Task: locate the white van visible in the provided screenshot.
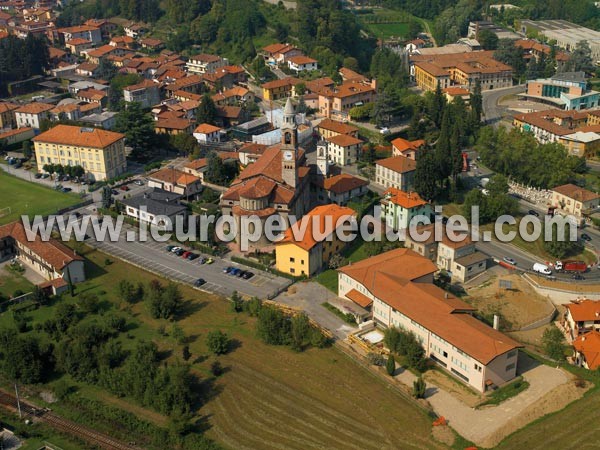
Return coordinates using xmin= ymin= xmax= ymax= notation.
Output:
xmin=533 ymin=263 xmax=552 ymax=275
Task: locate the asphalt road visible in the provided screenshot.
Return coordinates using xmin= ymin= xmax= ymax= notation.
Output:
xmin=482 ymin=84 xmax=525 ymax=125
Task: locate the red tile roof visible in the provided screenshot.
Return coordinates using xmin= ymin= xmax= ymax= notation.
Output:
xmin=566 ymin=299 xmax=600 ymax=322
xmin=317 ymin=118 xmax=358 ymax=135
xmin=383 ymin=188 xmax=428 ymax=209
xmin=573 ymin=331 xmax=600 ymax=370
xmin=322 ymin=173 xmax=368 ymax=194
xmin=0 ymin=222 xmax=83 ymax=271
xmin=194 ymin=123 xmax=221 ymax=134
xmin=553 ymin=184 xmax=600 ymax=203
xmin=345 ymin=288 xmax=373 ymax=308
xmin=278 ymin=204 xmax=356 ymax=251
xmin=326 ymin=134 xmax=363 ymax=147
xmin=376 ymin=155 xmax=417 ymax=173
xmin=16 ymin=102 xmax=54 ymax=114
xmin=33 ymin=124 xmax=124 ymax=148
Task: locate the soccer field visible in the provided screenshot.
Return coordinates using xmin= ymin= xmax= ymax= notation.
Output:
xmin=0 ymin=170 xmax=81 ymax=225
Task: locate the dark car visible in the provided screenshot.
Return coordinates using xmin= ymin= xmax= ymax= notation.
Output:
xmin=230 ymin=268 xmax=241 ymax=276
xmin=41 ymin=173 xmax=50 ymax=179
xmin=236 ymin=270 xmax=246 ymax=278
xmin=187 ymin=253 xmax=199 ymax=260
xmin=61 ymin=187 xmax=72 ymax=193
xmin=199 ymin=257 xmax=207 ymax=264
xmin=528 ymin=209 xmax=540 ymax=217
xmin=62 ymin=175 xmax=70 ymax=182
xmin=581 ymin=233 xmax=592 ymax=242
xmin=194 ymin=278 xmax=206 ymax=287
xmin=120 ymin=185 xmax=130 ymax=191
xmin=572 ymin=273 xmax=585 ymax=280
xmin=223 ymin=266 xmax=233 ymax=273
xmin=111 ymin=189 xmax=119 ymax=195
xmin=174 ymin=248 xmax=185 ymax=256
xmin=13 ymin=161 xmax=22 ymax=169
xmin=34 ymin=173 xmax=42 ymax=179
xmin=166 ymin=245 xmax=175 ymax=252
xmin=242 ymin=271 xmax=254 ymax=280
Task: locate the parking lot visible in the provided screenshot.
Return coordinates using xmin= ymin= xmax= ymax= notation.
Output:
xmin=84 ymin=223 xmax=292 ymax=299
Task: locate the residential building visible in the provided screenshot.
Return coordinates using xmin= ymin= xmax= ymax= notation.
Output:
xmin=14 ymin=102 xmax=53 ymax=129
xmin=443 ymin=87 xmax=471 ymax=105
xmin=65 ymin=37 xmax=91 ymax=55
xmin=49 ymin=103 xmax=81 ymax=121
xmin=318 ymin=78 xmax=377 ymax=122
xmin=186 ymin=53 xmax=228 ymax=75
xmin=315 ymin=173 xmax=369 ymax=206
xmin=33 ymin=125 xmax=126 ymax=181
xmin=380 ymin=188 xmax=433 ymax=231
xmin=275 ymin=204 xmax=356 ymax=276
xmin=315 ymin=118 xmax=359 ymax=140
xmin=123 ymin=79 xmax=161 ymax=108
xmin=391 ymin=137 xmax=425 ymax=159
xmin=124 ymin=23 xmax=147 ymax=39
xmin=202 ymin=65 xmax=247 ymax=90
xmin=287 ymin=55 xmax=318 ymax=72
xmin=262 ymin=43 xmax=303 ymax=65
xmin=518 ymin=20 xmax=600 ymax=63
xmin=58 ymin=24 xmax=102 ymax=45
xmin=564 ymin=299 xmax=600 ymax=339
xmin=0 ymin=127 xmax=35 ymax=146
xmin=220 ymin=99 xmax=311 ymax=249
xmin=121 ymin=188 xmax=187 ymax=226
xmin=411 ymin=51 xmax=513 ymax=92
xmin=85 ymin=44 xmax=125 ymax=64
xmin=75 ymin=88 xmax=107 ymax=106
xmin=238 ymin=142 xmax=268 ymax=165
xmin=0 ymin=102 xmax=18 ymax=129
xmin=139 ymin=38 xmax=164 ymax=51
xmin=0 ymin=221 xmax=85 ymax=283
xmin=573 ymin=330 xmax=600 ymax=370
xmin=325 ymin=133 xmax=363 ymax=166
xmin=436 ymin=232 xmax=488 ymax=282
xmin=375 ymin=155 xmax=416 ymax=190
xmin=109 ymin=35 xmax=136 ymax=49
xmin=524 ymin=72 xmax=600 ymax=111
xmin=154 ymin=118 xmax=194 ymax=135
xmin=262 ymin=77 xmax=301 ymax=101
xmin=513 ymin=109 xmax=600 ymax=158
xmin=193 ymin=123 xmax=222 ymax=144
xmin=80 ymin=111 xmax=118 ymax=130
xmin=467 ymin=20 xmax=520 ymax=40
xmin=68 ymin=81 xmax=108 ymax=95
xmin=551 ymin=183 xmax=600 ymax=221
xmin=514 ymin=39 xmax=570 ymax=72
xmin=183 ymin=152 xmax=238 ymax=181
xmin=212 ymin=86 xmax=254 ymax=107
xmin=147 ymin=167 xmax=202 ymax=197
xmin=338 ymin=248 xmax=522 ymax=392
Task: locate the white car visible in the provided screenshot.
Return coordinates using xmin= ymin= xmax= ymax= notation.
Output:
xmin=170 ymin=246 xmax=182 ymax=253
xmin=533 ymin=263 xmax=552 ymax=275
xmin=379 ymin=127 xmax=391 ymax=135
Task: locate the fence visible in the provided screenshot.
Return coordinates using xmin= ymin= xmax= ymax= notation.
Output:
xmin=0 ymin=291 xmax=34 ymax=313
xmin=262 ymin=299 xmax=334 ymax=340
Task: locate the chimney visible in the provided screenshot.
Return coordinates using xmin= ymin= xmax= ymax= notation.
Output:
xmin=444 ymin=292 xmax=448 ymax=299
xmin=493 ymin=315 xmax=500 ymax=330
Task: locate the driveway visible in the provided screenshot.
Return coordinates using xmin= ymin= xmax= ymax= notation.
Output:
xmin=273 ymin=281 xmax=357 ymax=340
xmin=84 ymin=223 xmax=292 ymax=299
xmin=392 ymin=353 xmax=570 ymax=447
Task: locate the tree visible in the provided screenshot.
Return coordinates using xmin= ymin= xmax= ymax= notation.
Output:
xmin=469 ymin=79 xmax=483 ymax=129
xmin=79 ymin=293 xmax=100 ymax=314
xmin=544 ymin=223 xmax=583 ymax=259
xmin=477 ymin=29 xmax=499 ymax=50
xmin=414 ymin=149 xmax=440 ymax=201
xmin=31 ymin=285 xmax=50 ymax=305
xmin=542 ymin=326 xmax=566 ymax=361
xmin=147 ymin=282 xmax=183 ymax=320
xmin=22 ymin=140 xmax=32 ymax=159
xmin=101 ymin=186 xmax=113 ymax=209
xmin=386 ymin=354 xmax=396 ymax=376
xmin=182 ymin=345 xmax=191 ymax=361
xmin=196 ymin=93 xmax=217 ymax=125
xmin=296 ymin=96 xmax=308 ymax=114
xmin=494 ymin=39 xmax=526 ymax=81
xmin=231 ymin=291 xmax=243 ymax=313
xmin=204 ymin=151 xmax=228 ymax=185
xmin=290 ymin=313 xmax=311 ymax=352
xmin=566 ymin=40 xmax=594 ymax=73
xmin=97 ymin=58 xmax=118 ymax=81
xmin=114 ymin=102 xmax=156 ymax=159
xmin=256 ymin=305 xmax=291 ymax=345
xmin=413 ymin=376 xmax=426 ymax=398
xmin=206 ymin=330 xmax=230 ymax=355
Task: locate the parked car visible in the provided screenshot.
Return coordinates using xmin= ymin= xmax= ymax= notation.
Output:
xmin=242 ymin=271 xmax=254 ymax=280
xmin=13 ymin=161 xmax=22 ymax=169
xmin=174 ymin=248 xmax=185 ymax=256
xmin=187 ymin=253 xmax=199 ymax=260
xmin=61 ymin=187 xmax=72 ymax=193
xmin=230 ymin=268 xmax=241 ymax=276
xmin=503 ymin=257 xmax=517 ymax=265
xmin=120 ymin=185 xmax=130 ymax=191
xmin=379 ymin=127 xmax=390 ymax=135
xmin=133 ymin=179 xmax=144 ymax=186
xmin=41 ymin=173 xmax=50 ymax=179
xmin=581 ymin=233 xmax=592 ymax=242
xmin=34 ymin=173 xmax=42 ymax=179
xmin=181 ymin=251 xmax=192 ymax=259
xmin=194 ymin=278 xmax=206 ymax=287
xmin=199 ymin=257 xmax=207 ymax=264
xmin=223 ymin=266 xmax=233 ymax=273
xmin=528 ymin=209 xmax=540 ymax=217
xmin=236 ymin=270 xmax=246 ymax=278
xmin=166 ymin=245 xmax=176 ymax=252
xmin=206 ymin=258 xmax=214 ymax=264
xmin=572 ymin=273 xmax=585 ymax=280
xmin=170 ymin=246 xmax=182 ymax=253
xmin=111 ymin=189 xmax=119 ymax=195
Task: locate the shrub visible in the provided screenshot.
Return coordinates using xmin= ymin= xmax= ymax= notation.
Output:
xmin=367 ymin=352 xmax=385 ymax=366
xmin=206 ymin=330 xmax=230 ymax=355
xmin=386 ymin=354 xmax=396 ymax=376
xmin=210 ymin=361 xmax=223 ymax=377
xmin=413 ymin=376 xmax=426 ymax=398
xmin=542 ymin=326 xmax=566 ymax=361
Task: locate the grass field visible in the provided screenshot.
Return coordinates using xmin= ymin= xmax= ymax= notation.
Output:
xmin=366 ymin=22 xmax=410 ymax=39
xmin=0 ymin=247 xmax=448 ymax=449
xmin=0 ymin=267 xmax=34 ymax=297
xmin=0 ymin=170 xmax=81 ymax=225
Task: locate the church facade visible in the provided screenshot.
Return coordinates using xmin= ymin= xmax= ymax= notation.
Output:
xmin=220 ymin=99 xmax=312 ymax=249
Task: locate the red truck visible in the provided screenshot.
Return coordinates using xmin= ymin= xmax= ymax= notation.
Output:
xmin=555 ymin=260 xmax=587 ymax=273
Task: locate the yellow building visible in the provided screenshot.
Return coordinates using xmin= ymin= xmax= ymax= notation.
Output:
xmin=261 ymin=77 xmax=301 ymax=101
xmin=275 ymin=204 xmax=356 ymax=277
xmin=33 ymin=125 xmax=126 ymax=181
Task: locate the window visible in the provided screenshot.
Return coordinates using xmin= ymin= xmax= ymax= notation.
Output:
xmin=290 ymin=268 xmax=295 ymax=274
xmin=506 ymin=363 xmax=515 ymax=371
xmin=290 ymin=257 xmax=295 ymax=263
xmin=507 ymin=350 xmax=517 ymax=359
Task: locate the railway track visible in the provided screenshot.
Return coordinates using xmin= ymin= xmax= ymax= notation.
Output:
xmin=0 ymin=390 xmax=142 ymax=450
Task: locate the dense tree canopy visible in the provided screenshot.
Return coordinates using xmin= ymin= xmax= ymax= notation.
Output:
xmin=0 ymin=35 xmax=49 ymax=96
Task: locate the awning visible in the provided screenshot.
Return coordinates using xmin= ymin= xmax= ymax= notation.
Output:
xmin=345 ymin=288 xmax=373 ymax=308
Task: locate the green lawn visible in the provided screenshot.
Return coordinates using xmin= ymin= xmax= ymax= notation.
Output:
xmin=0 ymin=267 xmax=34 ymax=298
xmin=477 ymin=376 xmax=529 ymax=408
xmin=0 ymin=170 xmax=81 ymax=225
xmin=366 ymin=22 xmax=410 ymax=39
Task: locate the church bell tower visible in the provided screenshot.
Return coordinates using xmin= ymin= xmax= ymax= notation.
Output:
xmin=281 ymin=97 xmax=298 ymax=188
